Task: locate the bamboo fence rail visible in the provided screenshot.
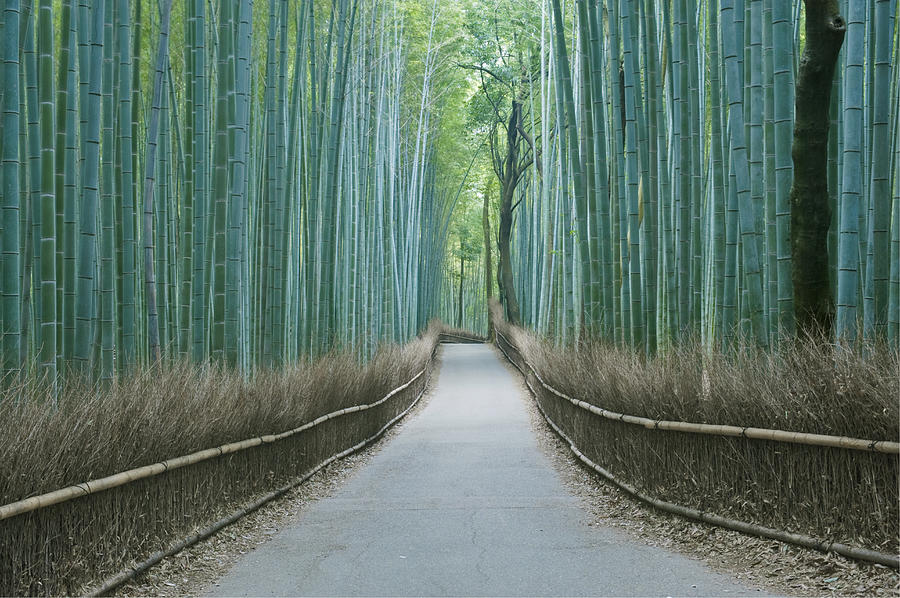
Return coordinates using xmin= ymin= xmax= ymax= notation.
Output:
xmin=0 ymin=353 xmax=433 ymax=523
xmin=496 ymin=331 xmax=900 ymax=569
xmin=85 ymin=371 xmax=433 ymax=597
xmin=438 ymin=332 xmax=485 ymax=344
xmin=1 ymin=342 xmax=440 ymax=595
xmin=495 ymin=331 xmax=899 ymax=455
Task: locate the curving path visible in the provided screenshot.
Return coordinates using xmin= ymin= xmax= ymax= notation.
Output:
xmin=208 ymin=344 xmax=760 ymax=597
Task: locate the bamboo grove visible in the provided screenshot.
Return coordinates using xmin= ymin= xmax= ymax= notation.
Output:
xmin=442 ymin=0 xmax=899 ymax=353
xmin=0 ymin=0 xmax=468 ymax=388
xmin=1 ymin=0 xmax=898 ymax=391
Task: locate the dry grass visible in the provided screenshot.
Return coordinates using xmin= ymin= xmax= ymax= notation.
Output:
xmin=494 ymin=308 xmax=899 ymax=557
xmin=0 ymin=324 xmax=439 ymax=596
xmin=519 ymin=332 xmax=897 ymax=440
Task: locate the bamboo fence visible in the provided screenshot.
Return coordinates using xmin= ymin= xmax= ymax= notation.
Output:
xmin=495 ymin=329 xmax=899 ymax=568
xmin=0 ymin=366 xmax=428 ymax=522
xmin=438 ymin=332 xmax=486 ymax=344
xmin=86 ymin=367 xmax=433 ymax=597
xmin=1 ymin=343 xmax=439 ymax=595
xmin=495 ymin=331 xmax=898 ymax=455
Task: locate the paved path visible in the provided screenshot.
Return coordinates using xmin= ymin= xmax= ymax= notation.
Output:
xmin=209 ymin=344 xmax=759 ymax=597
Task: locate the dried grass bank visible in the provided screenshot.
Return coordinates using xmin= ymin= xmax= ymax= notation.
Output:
xmin=0 ymin=325 xmax=441 ymax=596
xmin=494 ymin=313 xmax=899 ymax=561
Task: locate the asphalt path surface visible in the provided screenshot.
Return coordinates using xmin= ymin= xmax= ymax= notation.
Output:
xmin=209 ymin=343 xmax=759 ymax=597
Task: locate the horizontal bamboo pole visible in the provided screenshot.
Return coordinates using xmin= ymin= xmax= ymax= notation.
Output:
xmin=495 ymin=331 xmax=900 ymax=455
xmin=438 ymin=332 xmax=485 ymax=344
xmin=0 ymin=358 xmax=432 ymax=522
xmin=86 ymin=375 xmax=433 ymax=597
xmin=496 ymin=336 xmax=900 ymax=570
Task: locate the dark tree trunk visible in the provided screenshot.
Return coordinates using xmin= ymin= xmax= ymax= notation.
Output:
xmin=497 ymin=101 xmax=523 ymax=326
xmin=483 ymin=189 xmax=495 ymax=339
xmin=498 ymin=191 xmax=520 ymax=325
xmin=790 ymin=0 xmax=845 ymax=338
xmin=457 ymin=254 xmax=464 ymax=328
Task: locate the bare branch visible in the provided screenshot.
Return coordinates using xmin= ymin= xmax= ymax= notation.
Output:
xmin=456 ymin=62 xmax=513 ymax=91
xmin=516 ymin=120 xmax=541 ymax=173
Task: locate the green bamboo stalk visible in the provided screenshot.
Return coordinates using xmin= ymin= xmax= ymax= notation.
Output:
xmin=190 ymin=0 xmax=207 ymax=362
xmin=772 ymin=0 xmax=794 ymax=336
xmin=99 ymin=0 xmax=116 ymax=380
xmin=156 ymin=77 xmax=170 ymax=354
xmin=73 ymin=0 xmax=104 ymax=372
xmin=23 ymin=0 xmax=41 ymax=366
xmin=209 ymin=0 xmax=233 ymax=361
xmin=708 ymin=0 xmax=727 ymax=344
xmin=888 ymin=157 xmax=898 ymax=343
xmin=640 ymin=0 xmax=659 ymax=353
xmin=865 ymin=0 xmax=892 ymax=337
xmin=721 ymin=0 xmax=768 ymax=347
xmin=37 ymin=0 xmax=57 ymax=389
xmin=225 ymin=0 xmax=251 ymax=368
xmin=54 ymin=0 xmax=72 ymax=367
xmin=620 ymin=0 xmax=643 ymax=349
xmin=117 ymin=0 xmax=136 ymax=368
xmin=1 ymin=0 xmax=21 ymax=378
xmin=686 ymin=0 xmax=702 ymax=334
xmin=140 ymin=0 xmax=173 ymax=366
xmin=61 ymin=6 xmax=78 ymax=366
xmin=748 ymin=0 xmax=766 ymax=338
xmin=762 ymin=0 xmax=777 ymax=342
xmin=673 ymin=0 xmax=691 ymax=338
xmin=179 ymin=0 xmax=195 ymax=358
xmin=836 ymin=0 xmax=864 ymax=343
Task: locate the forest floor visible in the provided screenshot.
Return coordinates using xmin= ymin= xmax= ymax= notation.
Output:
xmin=113 ymin=344 xmax=898 ymax=597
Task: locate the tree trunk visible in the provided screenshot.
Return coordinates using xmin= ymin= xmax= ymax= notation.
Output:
xmin=457 ymin=254 xmax=464 ymax=328
xmin=483 ymin=188 xmax=495 ymax=339
xmin=790 ymin=0 xmax=845 ymax=338
xmin=498 ymin=102 xmax=523 ymax=325
xmin=498 ymin=194 xmax=521 ymax=325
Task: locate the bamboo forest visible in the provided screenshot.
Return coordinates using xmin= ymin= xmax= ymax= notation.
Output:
xmin=0 ymin=0 xmax=899 ymax=594
xmin=0 ymin=0 xmax=898 ymax=383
